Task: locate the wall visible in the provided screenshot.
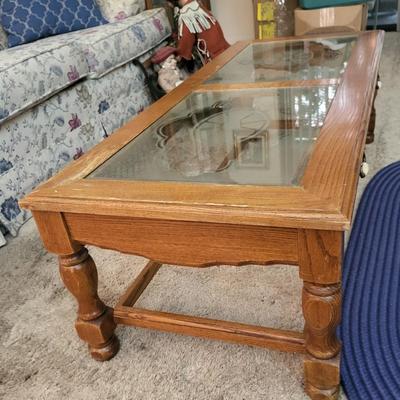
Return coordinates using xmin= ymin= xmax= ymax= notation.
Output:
xmin=210 ymin=0 xmax=255 ymax=43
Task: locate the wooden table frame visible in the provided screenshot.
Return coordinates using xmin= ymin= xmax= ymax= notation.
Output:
xmin=21 ymin=31 xmax=384 ymax=400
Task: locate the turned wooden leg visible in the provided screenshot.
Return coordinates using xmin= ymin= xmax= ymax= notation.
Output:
xmin=59 ymin=247 xmax=119 ymax=361
xmin=302 ymin=283 xmax=341 ymax=400
xmin=298 ymin=229 xmax=343 ymax=400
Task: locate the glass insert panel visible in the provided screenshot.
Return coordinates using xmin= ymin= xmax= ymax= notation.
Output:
xmin=207 ymin=36 xmax=356 ymax=84
xmin=89 ymin=86 xmax=337 ymax=186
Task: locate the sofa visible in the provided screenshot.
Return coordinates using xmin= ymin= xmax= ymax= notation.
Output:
xmin=0 ymin=5 xmax=172 ymax=246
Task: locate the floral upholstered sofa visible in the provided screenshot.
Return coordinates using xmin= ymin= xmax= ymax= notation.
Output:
xmin=0 ymin=4 xmax=171 ymax=246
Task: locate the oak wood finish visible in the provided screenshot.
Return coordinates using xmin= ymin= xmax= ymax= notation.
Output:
xmin=302 ymin=33 xmax=384 ymax=226
xmin=114 ymin=306 xmax=306 ymax=353
xmin=22 ymin=181 xmax=345 ymax=230
xmin=20 ymin=32 xmax=383 ymax=233
xmin=299 ymin=230 xmax=343 ymax=399
xmin=63 ymin=213 xmax=299 ymax=267
xmin=31 ymin=211 xmax=81 ymax=255
xmin=59 ymin=247 xmax=119 ymax=361
xmin=303 ymin=283 xmax=341 ymax=360
xmin=298 ymin=230 xmax=343 ymax=285
xmin=115 ymin=261 xmax=304 ymax=353
xmin=116 ymin=261 xmax=305 ymax=353
xmin=195 ymin=79 xmax=339 ymax=92
xmin=304 ymin=356 xmax=341 ymax=400
xmin=117 ymin=261 xmax=162 ymax=307
xmin=20 ymin=32 xmax=384 ymax=400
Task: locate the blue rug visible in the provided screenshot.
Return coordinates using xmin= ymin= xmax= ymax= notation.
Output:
xmin=339 ymin=161 xmax=400 ymax=400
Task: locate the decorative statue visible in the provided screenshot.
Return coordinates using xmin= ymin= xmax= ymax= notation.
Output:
xmin=158 ymin=54 xmax=185 ymax=93
xmin=174 ymin=0 xmax=230 ymax=63
xmin=151 ymin=46 xmax=185 ymax=93
xmin=151 ymin=0 xmax=230 ymax=94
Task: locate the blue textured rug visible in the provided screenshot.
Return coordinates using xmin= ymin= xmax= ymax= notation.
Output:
xmin=339 ymin=161 xmax=400 ymax=400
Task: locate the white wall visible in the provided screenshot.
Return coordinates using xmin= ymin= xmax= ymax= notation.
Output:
xmin=210 ymin=0 xmax=255 ymax=44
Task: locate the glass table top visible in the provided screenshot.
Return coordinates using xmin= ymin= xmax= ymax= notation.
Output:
xmin=89 ymin=85 xmax=337 ymax=186
xmin=88 ymin=36 xmax=356 ymax=187
xmin=206 ymin=36 xmax=357 ymax=84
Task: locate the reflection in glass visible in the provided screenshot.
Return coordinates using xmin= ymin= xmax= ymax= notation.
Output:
xmin=89 ymin=86 xmax=337 ymax=186
xmin=207 ymin=36 xmax=356 ymax=84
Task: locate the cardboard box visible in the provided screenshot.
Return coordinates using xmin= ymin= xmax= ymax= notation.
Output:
xmin=295 ymin=4 xmax=368 ymax=36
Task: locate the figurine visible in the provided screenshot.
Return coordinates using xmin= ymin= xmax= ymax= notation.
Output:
xmin=158 ymin=54 xmax=185 ymax=93
xmin=174 ymin=0 xmax=230 ymax=63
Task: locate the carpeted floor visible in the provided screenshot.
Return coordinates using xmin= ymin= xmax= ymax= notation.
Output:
xmin=1 ymin=33 xmax=399 ymax=400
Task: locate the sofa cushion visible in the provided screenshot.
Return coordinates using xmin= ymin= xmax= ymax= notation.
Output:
xmin=0 ymin=26 xmax=7 ymax=50
xmin=0 ymin=34 xmax=89 ymax=124
xmin=1 ymin=0 xmax=107 ymax=47
xmin=75 ymin=7 xmax=172 ymax=78
xmin=97 ymin=0 xmax=146 ymax=22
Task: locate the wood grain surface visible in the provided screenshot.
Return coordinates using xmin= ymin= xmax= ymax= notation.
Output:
xmin=117 ymin=261 xmax=162 ymax=307
xmin=298 ymin=230 xmax=343 ymax=285
xmin=20 ymin=31 xmax=384 ymax=232
xmin=63 ymin=212 xmax=299 ymax=267
xmin=59 ymin=247 xmax=119 ymax=361
xmin=114 ymin=306 xmax=306 ymax=354
xmin=304 ymin=355 xmax=340 ymax=399
xmin=195 ymin=79 xmax=339 ymax=92
xmin=302 ymin=31 xmax=385 ymax=225
xmin=19 ymin=32 xmax=384 ymax=400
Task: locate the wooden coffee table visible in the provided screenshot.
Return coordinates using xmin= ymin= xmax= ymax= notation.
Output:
xmin=21 ymin=31 xmax=383 ymax=399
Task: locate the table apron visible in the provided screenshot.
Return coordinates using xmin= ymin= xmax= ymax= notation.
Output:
xmin=63 ymin=212 xmax=299 ymax=267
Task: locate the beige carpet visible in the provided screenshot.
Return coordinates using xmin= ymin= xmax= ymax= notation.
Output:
xmin=1 ymin=33 xmax=400 ymax=400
